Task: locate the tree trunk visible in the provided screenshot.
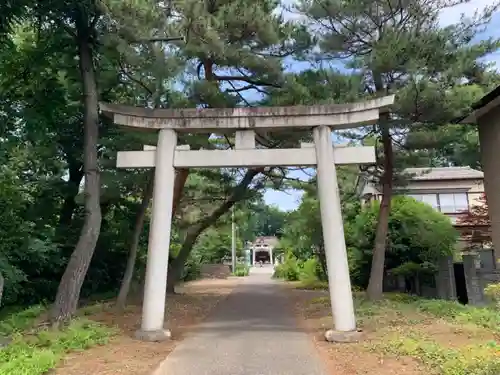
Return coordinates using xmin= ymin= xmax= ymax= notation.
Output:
xmin=166 ymin=168 xmax=263 ymax=292
xmin=116 ymin=167 xmax=189 ymax=307
xmin=116 ymin=172 xmax=154 ymax=309
xmin=49 ymin=24 xmax=102 ymax=323
xmin=172 ymin=169 xmax=189 ymax=215
xmin=366 ymin=119 xmax=394 ymax=301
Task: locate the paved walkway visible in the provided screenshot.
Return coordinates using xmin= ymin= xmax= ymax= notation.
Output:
xmin=158 ymin=269 xmax=328 ymax=375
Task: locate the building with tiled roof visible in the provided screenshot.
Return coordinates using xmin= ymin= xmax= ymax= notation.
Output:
xmin=357 ymin=166 xmax=491 ymax=258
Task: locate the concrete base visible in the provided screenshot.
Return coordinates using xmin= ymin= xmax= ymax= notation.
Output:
xmin=324 ymin=329 xmax=363 ymax=343
xmin=134 ymin=329 xmax=171 ymax=342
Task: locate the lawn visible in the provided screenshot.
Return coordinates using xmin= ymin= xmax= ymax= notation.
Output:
xmin=292 ymin=286 xmax=500 ymax=375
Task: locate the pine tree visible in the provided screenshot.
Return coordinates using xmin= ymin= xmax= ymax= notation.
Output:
xmin=152 ymin=0 xmax=313 ymax=289
xmin=299 ymin=0 xmax=500 ymax=300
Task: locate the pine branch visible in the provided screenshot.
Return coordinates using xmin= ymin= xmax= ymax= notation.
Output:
xmin=132 ymin=36 xmax=184 ymax=44
xmin=117 ymin=60 xmax=153 ymax=97
xmin=214 ymin=73 xmax=281 ymax=88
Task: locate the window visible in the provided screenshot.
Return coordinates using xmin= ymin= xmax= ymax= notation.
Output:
xmin=438 ymin=193 xmax=468 ymax=213
xmin=408 ymin=194 xmax=439 ymax=209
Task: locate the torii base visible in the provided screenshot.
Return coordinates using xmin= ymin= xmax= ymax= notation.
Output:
xmin=325 ymin=329 xmax=364 ymax=343
xmin=134 ymin=329 xmax=171 ymax=342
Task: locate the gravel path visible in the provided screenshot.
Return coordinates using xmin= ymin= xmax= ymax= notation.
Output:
xmin=157 ymin=269 xmax=328 ymax=375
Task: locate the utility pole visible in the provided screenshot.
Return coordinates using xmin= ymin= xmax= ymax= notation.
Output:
xmin=231 ymin=206 xmax=236 ymax=273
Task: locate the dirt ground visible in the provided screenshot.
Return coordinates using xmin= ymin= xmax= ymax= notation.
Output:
xmin=290 ymin=287 xmax=498 ymax=375
xmin=54 ymin=278 xmax=240 ymax=375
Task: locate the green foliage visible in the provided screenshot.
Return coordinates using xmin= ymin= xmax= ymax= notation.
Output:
xmin=273 ymin=254 xmax=327 ymax=284
xmin=299 ymin=258 xmax=319 ymax=283
xmin=279 ymin=167 xmax=360 ymax=267
xmin=296 ymin=279 xmax=329 ymax=291
xmin=484 ymin=283 xmax=500 ymax=308
xmin=349 ymin=196 xmax=458 ymax=287
xmin=237 ymin=203 xmax=286 ymax=241
xmin=192 ymin=227 xmax=243 ymax=264
xmin=181 ymin=256 xmax=202 ymax=282
xmin=233 ymin=264 xmax=249 ymax=277
xmin=356 ymin=293 xmax=500 ymax=333
xmin=0 ymin=319 xmax=114 ymax=375
xmin=381 ymin=335 xmax=500 ymax=375
xmin=273 ymin=253 xmax=300 ymax=281
xmin=0 ymin=305 xmax=45 ymax=336
xmin=415 ymin=299 xmax=500 ymax=332
xmin=323 ymin=293 xmax=500 ymax=375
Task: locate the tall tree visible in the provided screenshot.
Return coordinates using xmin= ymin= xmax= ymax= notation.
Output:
xmin=155 ymin=0 xmax=311 ymax=290
xmin=300 ymin=0 xmax=500 ymax=300
xmin=28 ymin=0 xmax=178 ymax=321
xmin=48 ymin=1 xmax=103 ymax=323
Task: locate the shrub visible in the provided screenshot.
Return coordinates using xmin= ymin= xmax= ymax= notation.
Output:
xmin=233 ymin=264 xmax=249 ymax=277
xmin=182 ymin=256 xmax=202 ymax=282
xmin=273 ymin=253 xmax=299 ymax=281
xmin=299 ymin=258 xmax=318 ymax=282
xmin=349 ymin=196 xmax=458 ymax=288
xmin=484 ymin=282 xmax=500 ymax=308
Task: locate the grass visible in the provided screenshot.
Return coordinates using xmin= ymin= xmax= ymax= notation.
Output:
xmin=303 ymin=291 xmax=500 ymax=375
xmin=295 ymin=279 xmax=329 ymax=290
xmin=378 ymin=333 xmax=500 ymax=375
xmin=0 ymin=304 xmax=46 ymax=336
xmin=0 ymin=305 xmax=115 ymax=375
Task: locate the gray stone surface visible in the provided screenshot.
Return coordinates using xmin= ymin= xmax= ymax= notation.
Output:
xmin=437 ymin=255 xmax=457 ymax=300
xmin=156 ymin=271 xmax=328 ymax=375
xmin=325 ymin=329 xmax=363 ymax=343
xmin=134 ymin=328 xmax=171 ymax=342
xmin=463 ymin=254 xmax=486 ymax=306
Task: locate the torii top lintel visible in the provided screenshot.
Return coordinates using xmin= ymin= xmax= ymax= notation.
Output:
xmin=100 ymin=95 xmax=394 ymax=132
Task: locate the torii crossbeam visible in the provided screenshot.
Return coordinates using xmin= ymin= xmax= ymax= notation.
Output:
xmin=101 ymin=95 xmax=395 ymax=343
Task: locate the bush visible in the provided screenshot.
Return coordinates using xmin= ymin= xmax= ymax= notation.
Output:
xmin=299 ymin=258 xmax=318 ymax=282
xmin=348 ymin=196 xmax=458 ymax=288
xmin=274 ymin=255 xmax=328 ymax=283
xmin=484 ymin=282 xmax=500 ymax=308
xmin=182 ymin=256 xmax=202 ymax=282
xmin=273 ymin=253 xmax=300 ymax=281
xmin=233 ymin=264 xmax=249 ymax=277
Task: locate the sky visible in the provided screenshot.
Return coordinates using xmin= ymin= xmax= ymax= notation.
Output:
xmin=263 ymin=0 xmax=500 ymax=212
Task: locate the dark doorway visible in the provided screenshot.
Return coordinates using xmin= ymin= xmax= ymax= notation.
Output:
xmin=453 ymin=263 xmax=468 ymax=304
xmin=255 ymin=251 xmax=270 ymax=263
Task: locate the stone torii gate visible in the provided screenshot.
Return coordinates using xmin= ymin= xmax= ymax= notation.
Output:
xmin=101 ymin=95 xmax=395 ymax=342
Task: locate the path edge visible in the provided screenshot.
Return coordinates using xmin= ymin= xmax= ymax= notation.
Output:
xmin=149 ymin=277 xmax=242 ymax=375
